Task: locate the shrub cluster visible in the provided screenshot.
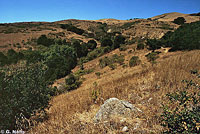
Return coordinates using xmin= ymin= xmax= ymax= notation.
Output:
xmin=145 ymin=52 xmax=160 ymax=62
xmin=129 ymin=56 xmax=141 ymax=67
xmin=99 ymin=54 xmax=124 ymax=69
xmin=65 ymin=73 xmax=82 ymax=91
xmin=60 ymin=24 xmax=85 ymax=35
xmin=0 ymin=49 xmax=24 ymax=66
xmin=161 ymin=70 xmax=200 ymax=133
xmin=0 ymin=64 xmax=56 ymax=130
xmin=146 ymin=21 xmax=200 ymax=51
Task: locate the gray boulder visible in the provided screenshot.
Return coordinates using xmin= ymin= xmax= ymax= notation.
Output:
xmin=94 ymin=98 xmax=141 ymax=122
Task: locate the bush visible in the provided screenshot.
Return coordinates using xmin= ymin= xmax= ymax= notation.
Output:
xmin=23 ymin=50 xmax=43 ymax=65
xmin=37 ymin=35 xmax=54 ymax=47
xmin=60 ymin=24 xmax=85 ymax=35
xmin=86 ymin=46 xmax=111 ymax=61
xmin=65 ymin=73 xmax=82 ymax=91
xmin=101 ymin=38 xmax=113 ymax=47
xmin=0 ymin=64 xmax=56 ymax=130
xmin=43 ymin=45 xmax=77 ymax=82
xmin=173 ymin=17 xmax=186 ymax=25
xmin=145 ymin=52 xmax=159 ymax=62
xmin=87 ymin=40 xmax=97 ymax=50
xmin=161 ymin=71 xmax=200 ymax=133
xmin=0 ymin=52 xmax=8 ymax=66
xmin=146 ymin=39 xmax=161 ymax=51
xmin=99 ymin=54 xmax=125 ymax=68
xmin=146 ymin=21 xmax=200 ymax=51
xmin=119 ymin=44 xmax=128 ymax=51
xmin=129 ymin=56 xmax=141 ymax=67
xmin=113 ymin=35 xmax=125 ymax=49
xmin=137 ymin=43 xmax=145 ymax=50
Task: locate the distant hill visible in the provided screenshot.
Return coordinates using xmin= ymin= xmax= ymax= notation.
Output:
xmin=151 ymin=12 xmax=200 ymax=23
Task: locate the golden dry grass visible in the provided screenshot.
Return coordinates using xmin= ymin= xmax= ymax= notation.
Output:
xmin=28 ymin=49 xmax=200 ymax=133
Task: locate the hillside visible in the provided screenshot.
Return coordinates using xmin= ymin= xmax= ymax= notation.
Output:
xmin=151 ymin=12 xmax=200 ymax=23
xmin=0 ymin=15 xmax=178 ymax=51
xmin=0 ymin=12 xmax=200 ymax=133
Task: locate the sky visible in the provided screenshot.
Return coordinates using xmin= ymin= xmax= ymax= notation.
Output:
xmin=0 ymin=0 xmax=199 ymax=23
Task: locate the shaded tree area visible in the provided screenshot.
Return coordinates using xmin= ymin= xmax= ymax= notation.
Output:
xmin=173 ymin=17 xmax=186 ymax=25
xmin=60 ymin=24 xmax=85 ymax=35
xmin=146 ymin=21 xmax=200 ymax=51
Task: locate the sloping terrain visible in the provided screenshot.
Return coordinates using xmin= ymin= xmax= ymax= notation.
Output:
xmin=1 ymin=12 xmax=200 ymax=133
xmin=151 ymin=12 xmax=200 ymax=23
xmin=29 ymin=46 xmax=200 ymax=133
xmin=0 ymin=15 xmax=179 ymax=51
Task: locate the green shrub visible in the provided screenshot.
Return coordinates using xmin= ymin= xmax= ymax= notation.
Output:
xmin=161 ymin=71 xmax=200 ymax=133
xmin=145 ymin=52 xmax=159 ymax=62
xmin=129 ymin=56 xmax=141 ymax=67
xmin=108 ymin=64 xmax=116 ymax=70
xmin=60 ymin=24 xmax=85 ymax=35
xmin=99 ymin=54 xmax=125 ymax=68
xmin=99 ymin=56 xmax=110 ymax=68
xmin=0 ymin=64 xmax=56 ymax=130
xmin=23 ymin=50 xmax=43 ymax=65
xmin=119 ymin=44 xmax=128 ymax=51
xmin=137 ymin=43 xmax=145 ymax=50
xmin=95 ymin=72 xmax=101 ymax=78
xmin=86 ymin=46 xmax=111 ymax=61
xmin=43 ymin=45 xmax=77 ymax=82
xmin=37 ymin=34 xmax=55 ymax=47
xmin=113 ymin=35 xmax=125 ymax=49
xmin=146 ymin=21 xmax=200 ymax=51
xmin=65 ymin=73 xmax=82 ymax=91
xmin=0 ymin=52 xmax=8 ymax=66
xmin=146 ymin=39 xmax=161 ymax=51
xmin=101 ymin=38 xmax=113 ymax=47
xmin=87 ymin=40 xmax=97 ymax=50
xmin=173 ymin=17 xmax=186 ymax=25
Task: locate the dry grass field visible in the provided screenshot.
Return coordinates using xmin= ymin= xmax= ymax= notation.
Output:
xmin=28 ymin=47 xmax=200 ymax=133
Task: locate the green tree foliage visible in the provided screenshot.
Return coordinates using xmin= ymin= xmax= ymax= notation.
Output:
xmin=37 ymin=35 xmax=55 ymax=47
xmin=173 ymin=17 xmax=186 ymax=25
xmin=129 ymin=56 xmax=141 ymax=67
xmin=60 ymin=24 xmax=85 ymax=35
xmin=0 ymin=52 xmax=8 ymax=66
xmin=161 ymin=71 xmax=200 ymax=133
xmin=23 ymin=50 xmax=43 ymax=65
xmin=99 ymin=54 xmax=124 ymax=68
xmin=43 ymin=45 xmax=77 ymax=81
xmin=6 ymin=49 xmax=24 ymax=64
xmin=87 ymin=40 xmax=97 ymax=50
xmin=136 ymin=43 xmax=145 ymax=50
xmin=146 ymin=39 xmax=161 ymax=51
xmin=101 ymin=38 xmax=113 ymax=47
xmin=145 ymin=52 xmax=160 ymax=62
xmin=113 ymin=35 xmax=125 ymax=49
xmin=86 ymin=46 xmax=111 ymax=61
xmin=146 ymin=21 xmax=200 ymax=51
xmin=0 ymin=64 xmax=56 ymax=130
xmin=65 ymin=73 xmax=82 ymax=91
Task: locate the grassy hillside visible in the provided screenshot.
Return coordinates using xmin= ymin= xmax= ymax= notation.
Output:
xmin=0 ymin=12 xmax=200 ymax=133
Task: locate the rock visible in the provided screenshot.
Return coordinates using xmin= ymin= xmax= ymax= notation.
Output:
xmin=94 ymin=98 xmax=141 ymax=122
xmin=122 ymin=126 xmax=129 ymax=132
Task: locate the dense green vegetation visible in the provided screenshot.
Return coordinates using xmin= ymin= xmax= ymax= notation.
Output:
xmin=0 ymin=64 xmax=56 ymax=130
xmin=161 ymin=70 xmax=200 ymax=133
xmin=129 ymin=56 xmax=141 ymax=67
xmin=42 ymin=45 xmax=77 ymax=82
xmin=173 ymin=17 xmax=186 ymax=25
xmin=99 ymin=54 xmax=124 ymax=69
xmin=60 ymin=24 xmax=85 ymax=35
xmin=146 ymin=21 xmax=200 ymax=51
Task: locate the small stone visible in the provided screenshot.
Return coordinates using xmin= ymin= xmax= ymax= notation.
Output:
xmin=122 ymin=126 xmax=129 ymax=132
